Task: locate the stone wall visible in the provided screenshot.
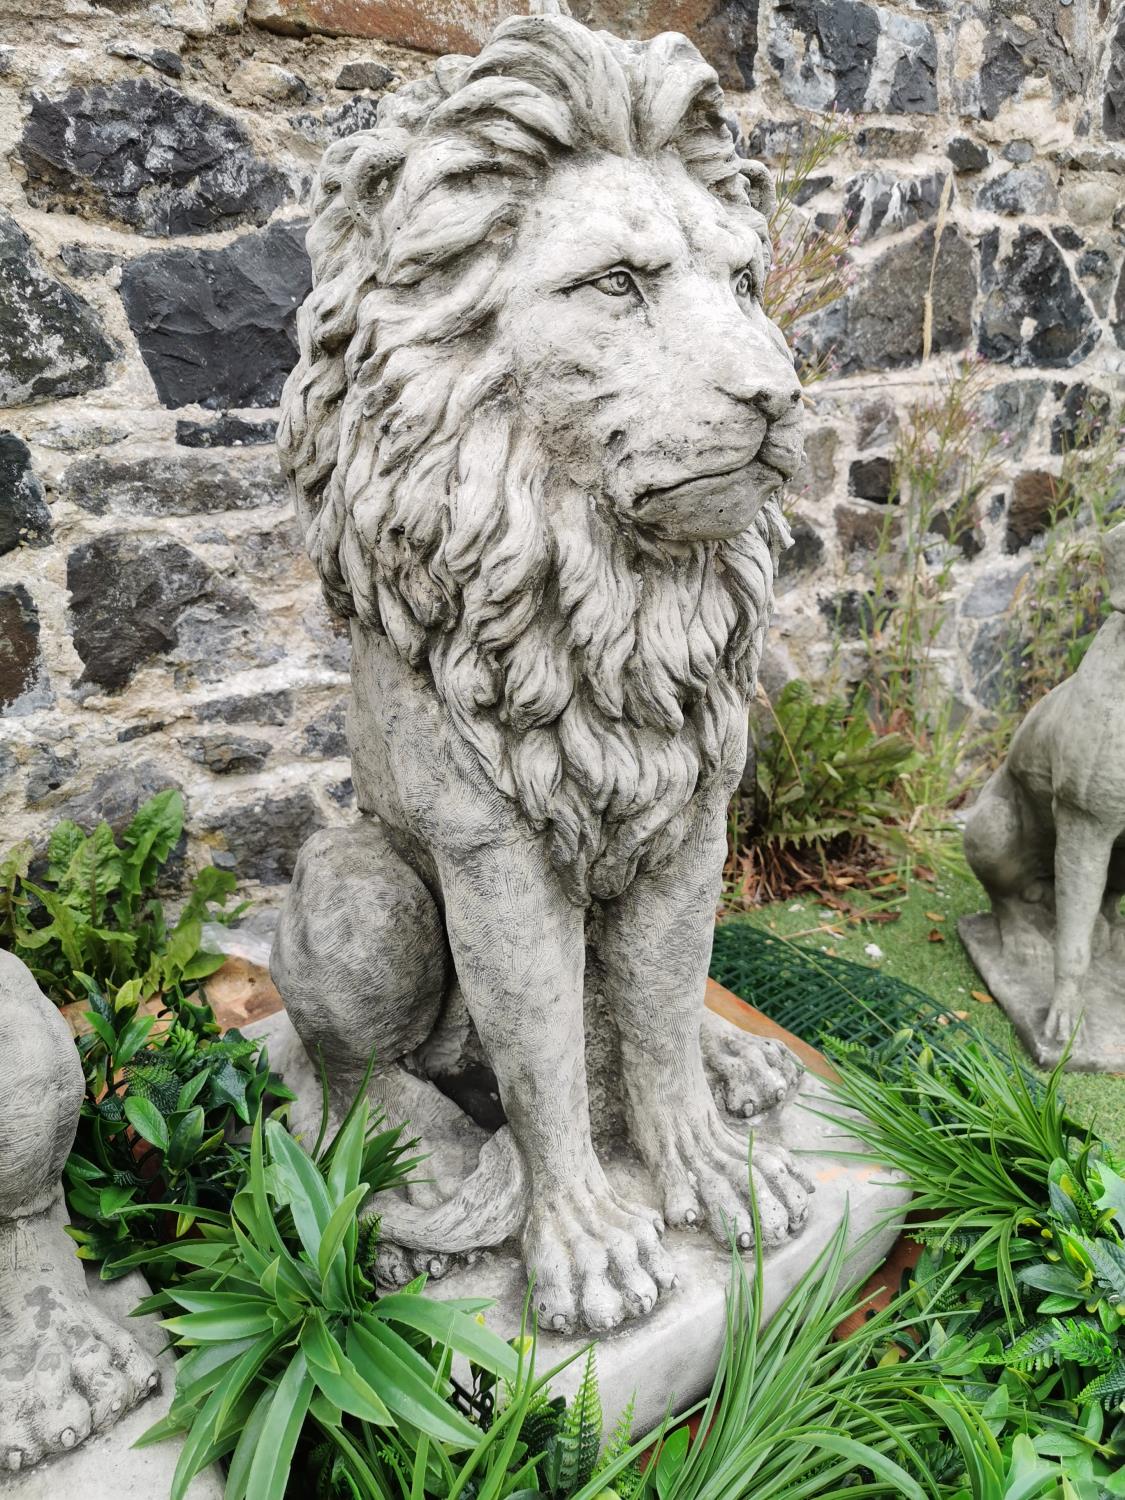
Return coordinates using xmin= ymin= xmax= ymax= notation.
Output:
xmin=1 ymin=0 xmax=1122 ymax=892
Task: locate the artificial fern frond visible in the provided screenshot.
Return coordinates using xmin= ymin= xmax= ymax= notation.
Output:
xmin=1077 ymin=1359 xmax=1125 ymax=1408
xmin=560 ymin=1347 xmax=602 ymax=1488
xmin=999 ymin=1320 xmax=1065 ymax=1372
xmin=596 ymin=1391 xmax=635 ymax=1472
xmin=1050 ymin=1318 xmax=1116 ymax=1370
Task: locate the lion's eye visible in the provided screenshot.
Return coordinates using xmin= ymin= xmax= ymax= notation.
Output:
xmin=734 ymin=267 xmax=757 ymax=300
xmin=590 ymin=269 xmax=637 ymax=298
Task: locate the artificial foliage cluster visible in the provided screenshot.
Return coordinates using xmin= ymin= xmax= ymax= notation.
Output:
xmin=0 ymin=789 xmax=242 ymax=1006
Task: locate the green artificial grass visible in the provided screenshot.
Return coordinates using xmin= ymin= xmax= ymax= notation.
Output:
xmin=712 ymin=863 xmax=1125 ymax=1149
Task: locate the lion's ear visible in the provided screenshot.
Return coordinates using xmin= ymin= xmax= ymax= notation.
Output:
xmin=738 ymin=158 xmax=776 ymax=221
xmin=343 ymin=136 xmax=408 ymax=226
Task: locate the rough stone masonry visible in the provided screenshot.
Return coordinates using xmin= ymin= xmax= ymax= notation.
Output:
xmin=0 ymin=0 xmax=1123 ymax=894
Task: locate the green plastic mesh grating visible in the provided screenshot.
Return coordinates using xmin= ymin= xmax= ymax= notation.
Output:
xmin=709 ymin=920 xmax=969 ymax=1052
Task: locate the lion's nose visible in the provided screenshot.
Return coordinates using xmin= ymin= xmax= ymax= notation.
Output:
xmin=718 ymin=374 xmax=801 ymax=424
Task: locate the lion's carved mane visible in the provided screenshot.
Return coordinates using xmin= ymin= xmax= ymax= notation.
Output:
xmin=280 ymin=16 xmax=790 ymax=902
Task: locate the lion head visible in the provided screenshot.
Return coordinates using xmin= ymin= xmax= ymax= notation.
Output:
xmin=281 ymin=13 xmax=804 ymax=902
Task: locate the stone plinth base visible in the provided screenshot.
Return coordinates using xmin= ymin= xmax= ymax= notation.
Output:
xmin=435 ymin=1073 xmax=905 ymax=1432
xmin=243 ymin=984 xmax=907 ymax=1434
xmin=0 ymin=1269 xmax=222 ymax=1500
xmin=959 ymin=913 xmax=1125 ymax=1073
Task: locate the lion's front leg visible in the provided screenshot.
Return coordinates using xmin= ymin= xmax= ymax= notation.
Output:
xmin=597 ymin=803 xmax=811 ymax=1251
xmin=437 ymin=841 xmax=674 ymax=1333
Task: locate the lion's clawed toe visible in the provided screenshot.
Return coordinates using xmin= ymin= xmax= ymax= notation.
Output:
xmin=524 ymin=1180 xmax=676 ymax=1334
xmin=375 ymin=1240 xmax=458 ymax=1287
xmin=701 ymin=1015 xmax=803 ymax=1118
xmin=652 ymin=1109 xmax=812 ymax=1251
xmin=0 ymin=1286 xmax=158 ymax=1473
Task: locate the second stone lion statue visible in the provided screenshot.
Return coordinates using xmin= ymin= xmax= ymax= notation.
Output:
xmin=273 ymin=11 xmax=811 ymax=1334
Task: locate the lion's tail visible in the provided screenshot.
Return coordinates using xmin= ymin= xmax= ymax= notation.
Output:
xmin=377 ymin=1125 xmax=529 ymax=1254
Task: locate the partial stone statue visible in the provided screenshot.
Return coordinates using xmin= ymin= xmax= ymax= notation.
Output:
xmin=960 ymin=520 xmax=1125 ymax=1071
xmin=0 ymin=949 xmax=158 ymax=1475
xmin=273 ymin=10 xmax=811 ymax=1335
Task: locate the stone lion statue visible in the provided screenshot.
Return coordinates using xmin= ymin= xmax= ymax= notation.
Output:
xmin=273 ymin=10 xmax=811 ymax=1334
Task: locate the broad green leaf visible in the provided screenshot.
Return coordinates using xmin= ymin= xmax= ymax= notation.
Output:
xmin=121 ymin=789 xmax=183 ymax=897
xmin=98 ymin=1184 xmax=136 ymax=1217
xmin=317 ymin=1185 xmax=369 ymax=1286
xmin=115 ymin=1013 xmax=157 ymax=1067
xmin=655 ymin=1426 xmax=689 ymax=1500
xmin=301 ymin=1319 xmax=394 ymax=1426
xmin=265 ymin=1120 xmax=333 ymax=1264
xmin=1094 ymin=1161 xmax=1125 ymax=1229
xmin=224 ymin=1383 xmax=274 ymax=1500
xmin=46 ymin=820 xmax=85 ymax=883
xmin=162 ymin=1306 xmax=276 ymax=1343
xmin=348 ymin=1319 xmax=477 ymax=1447
xmin=124 ymin=1095 xmax=170 ymax=1151
xmin=244 ymin=1350 xmax=314 ymax=1500
xmin=167 ymin=1107 xmax=205 ymax=1172
xmin=376 ymin=1292 xmax=519 ymax=1382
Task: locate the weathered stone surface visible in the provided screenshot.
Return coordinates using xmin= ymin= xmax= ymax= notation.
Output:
xmin=26 ymin=747 xmax=79 ymax=805
xmin=0 ymin=211 xmax=115 ymax=406
xmin=334 ymin=59 xmax=396 ymax=89
xmin=978 ymin=25 xmax=1029 ymax=121
xmin=0 ymin=585 xmax=49 ymax=714
xmin=855 ymin=125 xmax=925 ymax=158
xmin=947 ymin=135 xmax=990 ymax=172
xmin=226 ymin=59 xmax=309 ymax=103
xmin=249 ymin=1 xmax=759 ymax=87
xmin=803 ymin=225 xmax=974 ymax=374
xmin=835 ymin=501 xmax=895 ymax=554
xmin=776 ymin=517 xmax=825 ymax=586
xmin=1115 ymin=261 xmax=1125 ymax=351
xmin=1002 ymin=140 xmax=1033 ymax=164
xmin=59 ymin=761 xmax=184 ymax=842
xmin=979 ymin=227 xmax=1100 ymax=368
xmin=58 ymin=244 xmax=118 ymax=278
xmin=1051 ymin=224 xmax=1085 ymax=251
xmin=246 ymin=0 xmax=507 ymax=51
xmin=969 ymin=617 xmax=1020 ymax=708
xmin=197 ymin=689 xmax=293 ymax=725
xmin=176 ymin=414 xmax=278 ymax=448
xmin=61 ymin=451 xmax=285 ymax=516
xmin=819 ymin=587 xmax=883 ymax=637
xmin=976 ymin=166 xmax=1058 ymax=217
xmin=1104 ymin=15 xmax=1125 ymax=140
xmin=0 ymin=433 xmax=51 ymax=556
xmin=960 ymin=565 xmax=1027 ymax=619
xmin=1006 ymin=469 xmax=1057 ymax=551
xmin=184 ymin=734 xmax=273 ymax=774
xmin=1075 ymin=248 xmax=1116 ymax=318
xmin=854 ymin=397 xmax=898 ymax=450
xmin=979 ymin=379 xmax=1046 ymax=458
xmin=843 ymin=168 xmax=946 ymax=241
xmin=67 ymin=534 xmax=261 ymax=691
xmin=1051 ymin=382 xmax=1113 ymax=455
xmin=848 ymin=454 xmax=894 ymax=501
xmin=19 ymin=80 xmax=288 ymax=236
xmin=300 ymin=700 xmax=348 ymax=758
xmin=769 ymin=0 xmax=936 ymax=113
xmin=119 ymin=221 xmax=310 ymax=409
xmin=202 ymin=788 xmax=325 ymax=882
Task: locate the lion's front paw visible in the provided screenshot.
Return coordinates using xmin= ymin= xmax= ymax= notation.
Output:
xmin=0 ymin=1282 xmax=158 ymax=1473
xmin=1044 ymin=980 xmax=1084 ymax=1046
xmin=647 ymin=1105 xmax=812 ymax=1251
xmin=701 ymin=1012 xmax=803 ymax=1118
xmin=523 ymin=1177 xmax=676 ymax=1334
